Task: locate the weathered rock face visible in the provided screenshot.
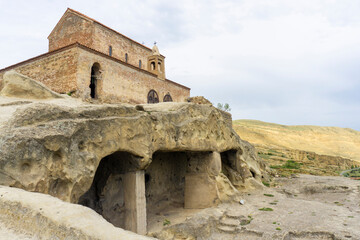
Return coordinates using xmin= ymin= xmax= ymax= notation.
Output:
xmin=0 ymin=185 xmax=154 ymax=240
xmin=0 ymin=70 xmax=63 ymax=99
xmin=0 ymin=94 xmax=268 ymax=233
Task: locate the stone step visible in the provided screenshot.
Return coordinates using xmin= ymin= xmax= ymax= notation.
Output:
xmin=217 ymin=225 xmax=236 ymax=233
xmin=220 ymin=218 xmax=240 ymax=227
xmin=225 ymin=210 xmax=244 ymax=219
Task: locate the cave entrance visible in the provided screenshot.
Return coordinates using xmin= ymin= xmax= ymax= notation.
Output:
xmin=146 ymin=151 xmax=219 ymax=232
xmin=221 ymin=150 xmax=238 ymax=171
xmin=221 ymin=149 xmax=240 ymax=186
xmin=78 ymin=151 xmax=146 ymax=234
xmin=145 ymin=152 xmax=187 ymax=216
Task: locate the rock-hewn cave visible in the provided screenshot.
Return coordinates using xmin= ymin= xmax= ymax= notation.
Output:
xmin=78 ymin=151 xmax=142 ymax=229
xmin=78 ymin=150 xmax=225 ymax=233
xmin=145 ymin=151 xmax=187 ymax=217
xmin=145 ymin=151 xmax=221 ymax=231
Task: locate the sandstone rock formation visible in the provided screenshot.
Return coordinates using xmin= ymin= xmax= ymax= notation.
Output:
xmin=0 ymin=185 xmax=153 ymax=240
xmin=0 ymin=70 xmax=63 ymax=99
xmin=186 ymin=96 xmax=212 ymax=105
xmin=0 ymin=87 xmax=268 ymax=234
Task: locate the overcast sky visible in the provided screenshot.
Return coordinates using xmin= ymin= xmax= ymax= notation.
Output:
xmin=1 ymin=0 xmax=360 ymax=130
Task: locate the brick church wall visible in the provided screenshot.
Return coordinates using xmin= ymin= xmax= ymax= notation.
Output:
xmin=0 ymin=45 xmax=189 ymax=103
xmin=49 ymin=13 xmax=94 ymax=52
xmin=76 ymin=47 xmax=189 ymax=104
xmin=0 ymin=47 xmax=79 ymax=94
xmin=92 ymin=23 xmax=152 ymax=71
xmin=48 ymin=10 xmax=153 ymax=72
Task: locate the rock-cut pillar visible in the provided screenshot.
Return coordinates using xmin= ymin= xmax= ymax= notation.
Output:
xmin=184 ymin=152 xmax=221 ymax=209
xmin=123 ymin=171 xmax=147 ymax=234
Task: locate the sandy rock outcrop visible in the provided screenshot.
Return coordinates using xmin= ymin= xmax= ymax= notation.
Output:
xmin=0 ymin=71 xmax=63 ymax=99
xmin=0 ymin=99 xmax=266 ymax=201
xmin=0 ymin=94 xmax=268 ymax=234
xmin=0 ymin=185 xmax=153 ymax=240
xmin=186 ymin=96 xmax=212 ymax=105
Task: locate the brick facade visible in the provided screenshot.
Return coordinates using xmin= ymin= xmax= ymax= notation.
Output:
xmin=92 ymin=24 xmax=152 ymax=71
xmin=48 ymin=9 xmax=154 ymax=72
xmin=76 ymin=45 xmax=188 ymax=103
xmin=48 ymin=12 xmax=94 ymax=52
xmin=0 ymin=44 xmax=190 ymax=103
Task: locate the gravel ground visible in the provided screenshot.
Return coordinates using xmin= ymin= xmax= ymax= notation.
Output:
xmin=153 ymin=174 xmax=360 ymax=240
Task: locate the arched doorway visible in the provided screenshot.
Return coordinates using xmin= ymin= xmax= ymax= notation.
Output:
xmin=147 ymin=89 xmax=159 ymax=104
xmin=90 ymin=63 xmax=100 ymax=98
xmin=163 ymin=93 xmax=173 ymax=102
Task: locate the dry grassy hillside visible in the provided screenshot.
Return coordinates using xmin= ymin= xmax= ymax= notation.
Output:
xmin=233 ymin=120 xmax=360 ymax=163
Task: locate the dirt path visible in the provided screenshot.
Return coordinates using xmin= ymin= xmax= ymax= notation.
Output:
xmin=340 ymin=167 xmax=360 ymax=176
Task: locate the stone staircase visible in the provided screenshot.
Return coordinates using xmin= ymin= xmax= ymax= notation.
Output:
xmin=217 ymin=210 xmax=244 ymax=233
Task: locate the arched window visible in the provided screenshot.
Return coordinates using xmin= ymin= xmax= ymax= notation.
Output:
xmin=163 ymin=93 xmax=173 ymax=102
xmin=147 ymin=90 xmax=159 ymax=104
xmin=125 ymin=53 xmax=128 ymax=63
xmin=109 ymin=46 xmax=112 ymax=56
xmin=158 ymin=62 xmax=162 ymax=72
xmin=139 ymin=60 xmax=142 ymax=68
xmin=90 ymin=63 xmax=101 ymax=99
xmin=151 ymin=61 xmax=155 ymax=70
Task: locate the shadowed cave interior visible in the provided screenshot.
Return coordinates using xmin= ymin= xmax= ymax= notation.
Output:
xmin=78 ymin=150 xmax=215 ymax=230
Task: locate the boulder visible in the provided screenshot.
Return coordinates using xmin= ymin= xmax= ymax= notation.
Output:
xmin=0 ymin=71 xmax=63 ymax=99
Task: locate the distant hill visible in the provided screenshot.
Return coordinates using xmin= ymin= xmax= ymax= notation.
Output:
xmin=233 ymin=120 xmax=360 ymax=163
xmin=233 ymin=120 xmax=360 ymax=176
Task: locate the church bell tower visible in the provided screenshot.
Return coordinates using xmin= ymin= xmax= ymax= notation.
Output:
xmin=147 ymin=43 xmax=165 ymax=80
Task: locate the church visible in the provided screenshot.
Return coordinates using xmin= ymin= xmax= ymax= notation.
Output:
xmin=0 ymin=8 xmax=190 ymax=104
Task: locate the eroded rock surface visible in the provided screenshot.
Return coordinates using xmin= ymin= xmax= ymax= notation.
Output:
xmin=0 ymin=185 xmax=153 ymax=240
xmin=0 ymin=71 xmax=63 ymax=99
xmin=0 ymin=95 xmax=268 ymax=232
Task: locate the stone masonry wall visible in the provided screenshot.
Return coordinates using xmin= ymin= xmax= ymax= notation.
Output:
xmin=76 ymin=48 xmax=190 ymax=104
xmin=0 ymin=48 xmax=78 ymax=94
xmin=0 ymin=45 xmax=189 ymax=103
xmin=92 ymin=23 xmax=153 ymax=71
xmin=48 ymin=12 xmax=94 ymax=52
xmin=49 ymin=10 xmax=153 ymax=72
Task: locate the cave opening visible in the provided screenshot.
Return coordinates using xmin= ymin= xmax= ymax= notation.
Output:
xmin=145 ymin=151 xmax=216 ymax=232
xmin=220 ymin=149 xmax=238 ymax=180
xmin=78 ymin=151 xmax=141 ymax=229
xmin=145 ymin=152 xmax=187 ymax=220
